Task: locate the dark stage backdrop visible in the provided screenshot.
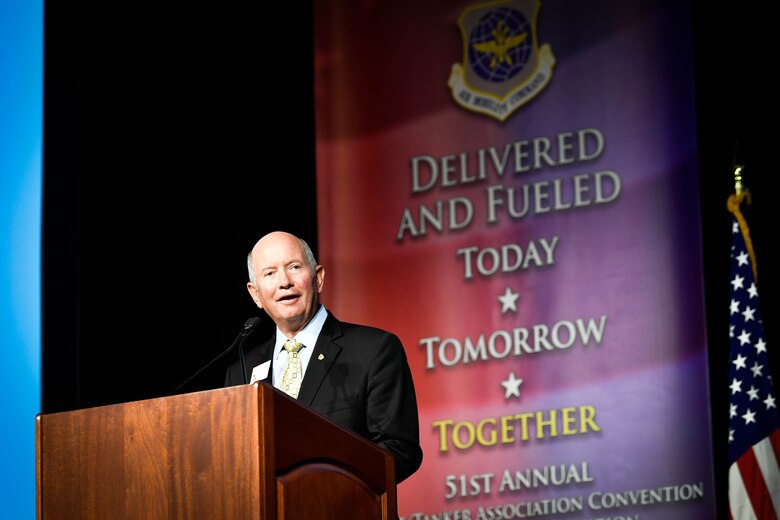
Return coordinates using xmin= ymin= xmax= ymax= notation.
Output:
xmin=42 ymin=1 xmax=774 ymax=518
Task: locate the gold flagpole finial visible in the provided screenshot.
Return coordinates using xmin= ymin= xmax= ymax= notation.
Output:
xmin=732 ymin=140 xmax=747 ymax=196
xmin=733 ymin=163 xmax=745 ymax=196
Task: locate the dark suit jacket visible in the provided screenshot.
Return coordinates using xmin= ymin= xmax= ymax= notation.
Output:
xmin=225 ymin=312 xmax=423 ymax=483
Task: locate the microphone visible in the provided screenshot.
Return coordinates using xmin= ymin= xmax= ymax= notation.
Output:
xmin=167 ymin=317 xmax=261 ymax=396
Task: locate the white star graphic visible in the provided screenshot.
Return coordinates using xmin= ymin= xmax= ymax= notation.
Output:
xmin=742 ymin=409 xmax=756 ymax=425
xmin=765 ymin=395 xmax=777 ymax=410
xmin=755 ymin=338 xmax=767 ymax=354
xmin=501 ymin=371 xmax=523 ymax=399
xmin=736 ymin=251 xmax=749 ymax=266
xmin=498 ymin=286 xmax=520 ymax=314
xmin=732 ymin=354 xmax=747 ymax=370
xmin=742 ymin=306 xmax=756 ymax=322
xmin=731 ymin=274 xmax=745 ymax=291
xmin=730 ymin=378 xmax=743 ymax=394
xmin=730 ymin=403 xmax=738 ymax=418
xmin=738 ymin=330 xmax=752 ymax=346
xmin=729 ymin=428 xmax=734 ymax=442
xmin=747 ymin=386 xmax=760 ymax=401
xmin=730 ymin=299 xmax=740 ymax=315
xmin=748 ymin=283 xmax=759 ymax=299
xmin=751 ymin=362 xmax=764 ymax=377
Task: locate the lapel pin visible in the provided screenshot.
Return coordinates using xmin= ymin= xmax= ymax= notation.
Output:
xmin=318 ymin=354 xmax=325 ymax=361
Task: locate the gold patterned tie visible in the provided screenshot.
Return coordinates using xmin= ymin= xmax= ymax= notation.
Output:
xmin=280 ymin=339 xmax=304 ymax=399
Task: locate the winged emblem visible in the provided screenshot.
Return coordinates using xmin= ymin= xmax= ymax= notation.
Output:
xmin=472 ymin=20 xmax=528 ymax=68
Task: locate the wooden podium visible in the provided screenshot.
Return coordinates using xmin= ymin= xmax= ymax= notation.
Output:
xmin=36 ymin=383 xmax=397 ymax=519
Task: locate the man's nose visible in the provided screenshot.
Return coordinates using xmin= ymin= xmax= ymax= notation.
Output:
xmin=278 ymin=270 xmax=293 ymax=287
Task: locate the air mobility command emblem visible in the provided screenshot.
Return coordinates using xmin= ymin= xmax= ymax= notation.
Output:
xmin=448 ymin=0 xmax=555 ymax=121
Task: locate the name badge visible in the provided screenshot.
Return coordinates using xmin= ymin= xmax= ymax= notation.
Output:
xmin=249 ymin=360 xmax=271 ymax=384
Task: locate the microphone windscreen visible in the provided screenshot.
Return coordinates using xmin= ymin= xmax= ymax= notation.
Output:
xmin=243 ymin=316 xmax=261 ymax=331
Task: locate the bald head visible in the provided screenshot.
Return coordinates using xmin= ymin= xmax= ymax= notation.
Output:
xmin=247 ymin=232 xmax=317 ymax=285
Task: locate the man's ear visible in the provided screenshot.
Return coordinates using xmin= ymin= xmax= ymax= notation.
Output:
xmin=247 ymin=282 xmax=263 ymax=308
xmin=315 ymin=265 xmax=325 ymax=294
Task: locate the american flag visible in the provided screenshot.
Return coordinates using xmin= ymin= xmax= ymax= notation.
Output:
xmin=728 ymin=203 xmax=780 ymax=519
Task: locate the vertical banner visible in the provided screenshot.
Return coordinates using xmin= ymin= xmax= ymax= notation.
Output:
xmin=314 ymin=1 xmax=716 ymax=518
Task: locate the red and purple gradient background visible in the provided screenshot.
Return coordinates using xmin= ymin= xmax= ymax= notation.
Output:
xmin=314 ymin=1 xmax=716 ymax=517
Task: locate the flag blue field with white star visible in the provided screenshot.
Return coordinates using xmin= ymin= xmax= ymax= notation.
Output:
xmin=728 ymin=213 xmax=780 ymax=519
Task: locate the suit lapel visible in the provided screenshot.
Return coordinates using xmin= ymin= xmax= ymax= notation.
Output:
xmin=297 ymin=314 xmax=343 ymax=405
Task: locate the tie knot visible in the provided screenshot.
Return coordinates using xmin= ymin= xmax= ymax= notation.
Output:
xmin=284 ymin=339 xmax=303 ymax=353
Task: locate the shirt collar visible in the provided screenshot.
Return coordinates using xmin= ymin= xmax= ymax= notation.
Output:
xmin=274 ymin=304 xmax=328 ymax=355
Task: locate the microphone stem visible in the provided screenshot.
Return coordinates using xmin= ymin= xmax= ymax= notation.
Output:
xmin=239 ymin=334 xmax=249 ymax=384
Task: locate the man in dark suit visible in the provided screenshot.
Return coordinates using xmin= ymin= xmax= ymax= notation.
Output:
xmin=225 ymin=231 xmax=423 ymax=483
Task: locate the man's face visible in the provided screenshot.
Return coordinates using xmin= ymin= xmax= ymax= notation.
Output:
xmin=247 ymin=232 xmax=324 ymax=336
